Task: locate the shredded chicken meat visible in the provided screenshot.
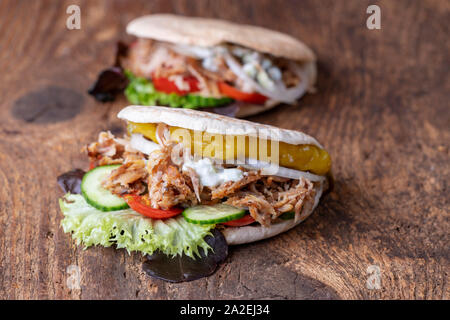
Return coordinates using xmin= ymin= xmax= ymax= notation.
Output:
xmin=86 ymin=131 xmax=144 ymax=166
xmin=146 ymin=142 xmax=198 ymax=210
xmin=86 ymin=131 xmax=318 ymax=226
xmin=224 ymin=177 xmax=315 ymax=226
xmin=124 ymin=39 xmax=222 ymax=97
xmin=102 ymin=160 xmax=148 ymax=195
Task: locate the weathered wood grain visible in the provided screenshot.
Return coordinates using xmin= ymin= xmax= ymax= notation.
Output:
xmin=0 ymin=0 xmax=448 ymax=300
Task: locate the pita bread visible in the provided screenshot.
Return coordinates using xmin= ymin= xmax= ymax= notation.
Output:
xmin=223 ymin=181 xmax=323 ymax=245
xmin=118 ymin=105 xmax=322 ymax=147
xmin=126 ymin=14 xmax=315 ymax=62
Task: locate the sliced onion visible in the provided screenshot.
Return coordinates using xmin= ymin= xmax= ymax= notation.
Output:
xmin=130 ymin=134 xmax=160 ymax=155
xmin=223 ymin=53 xmax=308 ymax=103
xmin=170 ymin=44 xmax=216 ymax=59
xmin=155 ymin=123 xmax=170 ymax=146
xmin=266 ymin=166 xmax=325 ymax=182
xmin=239 ymin=159 xmax=325 ymax=182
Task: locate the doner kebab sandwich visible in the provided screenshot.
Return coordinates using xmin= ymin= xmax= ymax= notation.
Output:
xmin=89 ymin=14 xmax=317 ymax=118
xmin=58 ymin=106 xmax=331 ymax=282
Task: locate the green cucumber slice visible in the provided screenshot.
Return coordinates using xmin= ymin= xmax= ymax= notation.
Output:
xmin=183 ymin=204 xmax=245 ymax=225
xmin=81 ymin=165 xmax=129 ymax=212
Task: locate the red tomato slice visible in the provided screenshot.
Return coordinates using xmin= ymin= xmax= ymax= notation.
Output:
xmin=123 ymin=194 xmax=182 ymax=219
xmin=218 ymin=82 xmax=268 ymax=104
xmin=152 ymin=76 xmax=200 ymax=95
xmin=89 ymin=160 xmax=97 ymax=170
xmin=221 ymin=214 xmax=256 ymax=227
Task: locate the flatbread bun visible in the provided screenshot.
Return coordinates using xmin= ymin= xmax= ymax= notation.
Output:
xmin=118 ymin=105 xmax=323 ymax=147
xmin=126 ymin=14 xmax=315 ymax=62
xmin=223 ymin=180 xmax=324 ymax=245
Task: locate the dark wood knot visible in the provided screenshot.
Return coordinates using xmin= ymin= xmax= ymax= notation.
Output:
xmin=12 ymin=86 xmax=84 ymax=123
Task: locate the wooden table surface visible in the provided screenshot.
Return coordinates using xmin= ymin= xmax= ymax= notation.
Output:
xmin=0 ymin=0 xmax=448 ymax=300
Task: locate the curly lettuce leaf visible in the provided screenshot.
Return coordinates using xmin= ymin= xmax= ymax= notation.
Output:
xmin=124 ymin=70 xmax=233 ymax=109
xmin=60 ymin=194 xmax=214 ymax=258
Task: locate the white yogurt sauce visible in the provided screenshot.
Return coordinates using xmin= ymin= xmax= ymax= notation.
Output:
xmin=182 ymin=158 xmax=244 ymax=187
